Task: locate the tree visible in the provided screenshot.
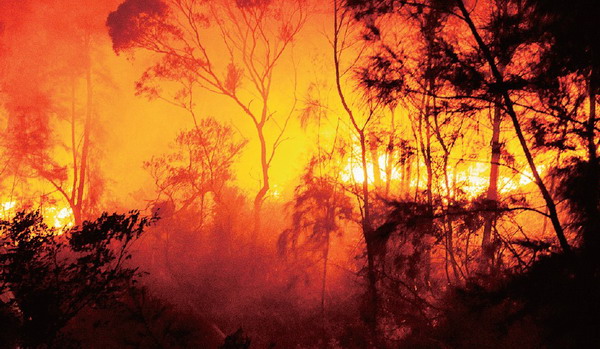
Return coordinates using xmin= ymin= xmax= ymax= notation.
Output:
xmin=43 ymin=34 xmax=101 ymax=226
xmin=339 ymin=1 xmax=600 ymax=345
xmin=107 ymin=0 xmax=307 ymax=237
xmin=0 ymin=1 xmax=115 ymax=226
xmin=452 ymin=0 xmax=570 ymax=253
xmin=332 ymin=0 xmax=389 ymax=339
xmin=347 ymin=0 xmax=571 ymax=255
xmin=522 ymin=0 xmax=600 ymax=256
xmin=144 ymin=117 xmax=247 ymax=271
xmin=145 ymin=117 xmax=247 ymax=218
xmin=279 ymin=152 xmax=354 ymax=331
xmin=0 ymin=210 xmax=156 ymax=347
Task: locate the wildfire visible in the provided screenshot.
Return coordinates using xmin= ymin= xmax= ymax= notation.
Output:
xmin=0 ymin=200 xmax=74 ymax=229
xmin=44 ymin=206 xmax=75 ymax=229
xmin=341 ymin=154 xmax=544 ymax=198
xmin=1 ymin=201 xmax=16 ymax=213
xmin=341 ymin=154 xmax=402 ymax=184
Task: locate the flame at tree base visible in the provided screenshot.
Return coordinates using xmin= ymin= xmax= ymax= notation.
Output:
xmin=1 ymin=200 xmax=74 ymax=229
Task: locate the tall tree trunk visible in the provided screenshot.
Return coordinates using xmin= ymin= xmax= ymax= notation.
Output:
xmin=74 ymin=36 xmax=92 ymax=226
xmin=584 ymin=72 xmax=600 ymax=252
xmin=403 ymin=159 xmax=412 ymax=199
xmin=587 ymin=76 xmax=597 ymax=165
xmin=424 ymin=112 xmax=434 ymax=212
xmin=360 ymin=131 xmax=379 ymax=342
xmin=415 ymin=91 xmax=435 ymax=285
xmin=442 ymin=154 xmax=462 ymax=281
xmin=370 ymin=136 xmax=382 ymax=189
xmin=252 ymin=123 xmax=269 ymax=239
xmin=70 ymin=76 xmax=78 ymax=209
xmin=385 ymin=109 xmax=396 ymax=197
xmin=481 ymin=102 xmax=503 ymax=273
xmin=333 ymin=1 xmax=378 ymax=342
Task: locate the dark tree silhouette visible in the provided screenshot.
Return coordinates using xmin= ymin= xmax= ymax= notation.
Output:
xmin=347 ymin=0 xmax=572 ymax=256
xmin=0 ymin=210 xmax=156 ymax=347
xmin=523 ymin=0 xmax=600 ymax=255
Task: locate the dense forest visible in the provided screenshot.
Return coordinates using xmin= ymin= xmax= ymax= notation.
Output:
xmin=1 ymin=0 xmax=599 ymax=348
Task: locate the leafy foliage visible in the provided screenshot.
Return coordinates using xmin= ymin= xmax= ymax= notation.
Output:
xmin=0 ymin=210 xmax=156 ymax=347
xmin=144 ymin=117 xmax=247 ymax=214
xmin=106 ymin=0 xmax=171 ymax=53
xmin=279 ymin=155 xmax=354 ymax=256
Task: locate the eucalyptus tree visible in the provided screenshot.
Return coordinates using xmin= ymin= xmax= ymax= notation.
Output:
xmin=107 ymin=0 xmax=307 ymax=236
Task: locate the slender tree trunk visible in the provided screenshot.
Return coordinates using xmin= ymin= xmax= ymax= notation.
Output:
xmin=70 ymin=76 xmax=78 ymax=207
xmin=74 ymin=37 xmax=92 ymax=226
xmin=420 ymin=69 xmax=439 ymax=285
xmin=253 ymin=122 xmax=270 ymax=239
xmin=403 ymin=159 xmax=412 ymax=199
xmin=385 ymin=109 xmax=396 ymax=196
xmin=333 ymin=1 xmax=378 ymax=341
xmin=416 ymin=93 xmax=435 ymax=285
xmin=359 ymin=131 xmax=379 ymax=342
xmin=429 ymin=64 xmax=462 ymax=282
xmin=585 ymin=73 xmax=600 ymax=252
xmin=424 ymin=113 xmax=434 ymax=211
xmin=370 ymin=137 xmax=382 ymax=189
xmin=587 ymin=76 xmax=597 ymax=165
xmin=481 ymin=102 xmax=503 ymax=273
xmin=442 ymin=154 xmax=461 ymax=281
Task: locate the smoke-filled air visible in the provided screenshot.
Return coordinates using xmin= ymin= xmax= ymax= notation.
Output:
xmin=1 ymin=0 xmax=599 ymax=348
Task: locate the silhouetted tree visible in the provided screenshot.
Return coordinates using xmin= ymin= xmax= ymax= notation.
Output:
xmin=342 ymin=2 xmax=600 ymax=347
xmin=523 ymin=0 xmax=600 ymax=256
xmin=144 ymin=117 xmax=247 ymax=276
xmin=107 ymin=0 xmax=307 ymax=237
xmin=347 ymin=0 xmax=573 ymax=258
xmin=0 ymin=210 xmax=156 ymax=347
xmin=145 ymin=117 xmax=247 ymax=218
xmin=332 ymin=1 xmax=385 ymax=339
xmin=280 ymin=152 xmax=354 ymax=329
